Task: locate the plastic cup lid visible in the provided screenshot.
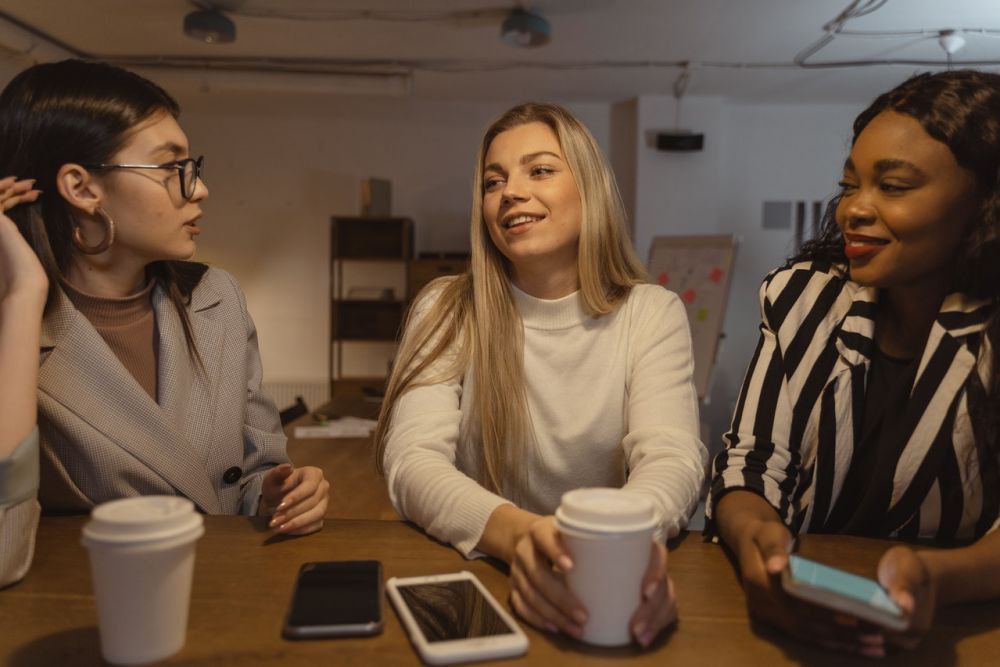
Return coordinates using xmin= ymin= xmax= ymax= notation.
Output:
xmin=82 ymin=496 xmax=203 ymax=545
xmin=555 ymin=487 xmax=658 ymax=534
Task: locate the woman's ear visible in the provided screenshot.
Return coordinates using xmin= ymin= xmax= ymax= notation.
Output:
xmin=55 ymin=163 xmax=103 ymax=216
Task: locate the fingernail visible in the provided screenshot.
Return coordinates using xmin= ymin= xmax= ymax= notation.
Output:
xmin=858 ymin=633 xmax=884 ymax=646
xmin=557 ymin=555 xmax=573 ymax=571
xmin=632 ymin=620 xmax=647 ymax=639
xmin=639 ymin=629 xmax=655 ymax=647
xmin=546 ymin=622 xmax=558 ymax=634
xmin=268 ymin=517 xmax=277 ymax=527
xmin=860 ymin=645 xmax=885 ymax=658
xmin=277 ymin=501 xmax=287 ymax=511
xmin=566 ymin=624 xmax=583 ymax=639
xmin=572 ymin=609 xmax=587 ymax=625
xmin=766 ymin=555 xmax=785 ymax=572
xmin=644 ymin=581 xmax=658 ymax=599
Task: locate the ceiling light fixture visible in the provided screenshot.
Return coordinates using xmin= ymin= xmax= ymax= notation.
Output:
xmin=938 ymin=29 xmax=965 ymax=56
xmin=183 ymin=9 xmax=236 ymax=44
xmin=500 ymin=9 xmax=551 ymax=48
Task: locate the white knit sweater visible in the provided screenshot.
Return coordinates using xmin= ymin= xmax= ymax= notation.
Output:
xmin=383 ymin=282 xmax=707 ymax=556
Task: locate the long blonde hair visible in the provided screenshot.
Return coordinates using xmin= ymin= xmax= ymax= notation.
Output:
xmin=374 ymin=102 xmax=647 ymax=494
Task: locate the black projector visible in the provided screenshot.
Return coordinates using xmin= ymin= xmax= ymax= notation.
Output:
xmin=656 ymin=132 xmax=704 ymax=152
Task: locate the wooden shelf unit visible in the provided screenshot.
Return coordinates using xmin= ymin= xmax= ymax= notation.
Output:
xmin=330 ymin=217 xmax=413 ymax=396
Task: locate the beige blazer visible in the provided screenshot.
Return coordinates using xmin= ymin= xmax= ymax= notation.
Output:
xmin=36 ymin=266 xmax=289 ymax=515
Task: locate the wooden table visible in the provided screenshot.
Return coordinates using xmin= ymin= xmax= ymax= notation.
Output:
xmin=2 ymin=516 xmax=999 ymax=666
xmin=4 ymin=394 xmax=998 ymax=665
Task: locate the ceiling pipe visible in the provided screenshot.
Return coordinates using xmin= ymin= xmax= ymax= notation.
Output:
xmin=0 ymin=11 xmax=411 ymax=97
xmin=142 ymin=66 xmax=412 ymax=97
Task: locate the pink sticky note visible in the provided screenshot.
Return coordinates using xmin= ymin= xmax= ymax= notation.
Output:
xmin=657 ymin=271 xmax=669 ymax=286
xmin=709 ymin=267 xmax=724 ymax=284
xmin=682 ymin=288 xmax=697 ymax=304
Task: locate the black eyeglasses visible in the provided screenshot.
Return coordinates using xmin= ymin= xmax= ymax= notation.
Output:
xmin=83 ymin=156 xmax=204 ymax=200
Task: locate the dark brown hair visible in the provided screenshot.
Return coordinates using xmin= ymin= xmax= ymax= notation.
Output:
xmin=0 ymin=59 xmax=207 ymax=360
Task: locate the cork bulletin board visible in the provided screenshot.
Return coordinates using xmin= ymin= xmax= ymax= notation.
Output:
xmin=647 ymin=234 xmax=738 ymax=400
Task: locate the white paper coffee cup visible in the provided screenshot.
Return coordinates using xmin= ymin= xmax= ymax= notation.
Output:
xmin=82 ymin=496 xmax=204 ymax=665
xmin=555 ymin=488 xmax=658 ymax=646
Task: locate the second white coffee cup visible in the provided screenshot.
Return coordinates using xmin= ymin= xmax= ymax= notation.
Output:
xmin=555 ymin=487 xmax=658 ymax=646
xmin=82 ymin=496 xmax=204 ymax=665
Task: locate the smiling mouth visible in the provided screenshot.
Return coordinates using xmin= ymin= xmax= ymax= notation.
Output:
xmin=845 ymin=235 xmax=889 ymax=246
xmin=503 ymin=214 xmax=544 ymax=229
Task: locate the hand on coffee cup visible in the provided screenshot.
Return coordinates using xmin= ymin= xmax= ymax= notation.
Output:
xmin=508 ymin=515 xmax=588 ymax=639
xmin=629 ymin=541 xmax=678 ymax=647
xmin=260 ymin=463 xmax=329 ymax=535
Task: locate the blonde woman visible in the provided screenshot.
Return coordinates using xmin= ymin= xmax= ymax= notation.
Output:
xmin=375 ymin=103 xmax=706 ymax=646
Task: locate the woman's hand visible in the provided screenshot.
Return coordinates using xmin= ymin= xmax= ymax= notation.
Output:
xmin=629 ymin=542 xmax=677 ymax=647
xmin=629 ymin=541 xmax=678 ymax=647
xmin=736 ymin=518 xmax=888 ymax=656
xmin=259 ymin=463 xmax=329 ymax=535
xmin=877 ymin=545 xmax=936 ymax=653
xmin=508 ymin=516 xmax=587 ymax=639
xmin=0 ymin=177 xmax=45 ymax=305
xmin=508 ymin=517 xmax=677 ymax=647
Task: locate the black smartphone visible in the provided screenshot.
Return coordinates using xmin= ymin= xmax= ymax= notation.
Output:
xmin=282 ymin=560 xmax=384 ymax=638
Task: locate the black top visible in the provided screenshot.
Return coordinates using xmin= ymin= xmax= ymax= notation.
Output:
xmin=823 ymin=346 xmax=921 ymax=534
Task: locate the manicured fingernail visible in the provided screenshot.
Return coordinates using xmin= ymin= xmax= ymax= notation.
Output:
xmin=632 ymin=620 xmax=647 ymax=639
xmin=644 ymin=581 xmax=658 ymax=599
xmin=557 ymin=555 xmax=573 ymax=571
xmin=268 ymin=517 xmax=278 ymax=527
xmin=640 ymin=629 xmax=655 ymax=647
xmin=277 ymin=501 xmax=287 ymax=511
xmin=572 ymin=609 xmax=587 ymax=625
xmin=766 ymin=556 xmax=785 ymax=572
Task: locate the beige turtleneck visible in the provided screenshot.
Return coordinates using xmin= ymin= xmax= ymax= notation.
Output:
xmin=61 ymin=280 xmax=159 ymax=401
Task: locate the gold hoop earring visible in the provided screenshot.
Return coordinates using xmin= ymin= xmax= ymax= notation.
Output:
xmin=72 ymin=207 xmax=115 ymax=255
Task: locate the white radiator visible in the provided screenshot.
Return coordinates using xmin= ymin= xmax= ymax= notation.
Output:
xmin=262 ymin=380 xmax=330 ymax=412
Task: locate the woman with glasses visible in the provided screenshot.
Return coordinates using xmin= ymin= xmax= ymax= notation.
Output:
xmin=374 ymin=103 xmax=706 ymax=646
xmin=0 ymin=59 xmax=329 ymax=586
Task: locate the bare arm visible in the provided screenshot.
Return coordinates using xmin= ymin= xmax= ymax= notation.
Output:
xmin=0 ymin=178 xmax=45 ymax=588
xmin=715 ymin=489 xmax=791 ymax=566
xmin=0 ymin=179 xmax=45 ymax=456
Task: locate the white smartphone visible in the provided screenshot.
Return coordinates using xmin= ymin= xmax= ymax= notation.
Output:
xmin=781 ymin=553 xmax=909 ymax=631
xmin=282 ymin=560 xmax=384 ymax=638
xmin=386 ymin=570 xmax=529 ymax=665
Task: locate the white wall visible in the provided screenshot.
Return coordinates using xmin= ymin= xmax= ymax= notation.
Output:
xmin=173 ymin=91 xmax=610 ymax=389
xmin=0 ymin=51 xmax=871 ymax=435
xmin=632 ymin=96 xmax=725 ymax=253
xmin=628 ymin=95 xmax=864 ymax=456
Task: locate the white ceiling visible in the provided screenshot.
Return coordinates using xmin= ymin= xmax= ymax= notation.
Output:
xmin=1 ymin=0 xmax=1000 ymax=103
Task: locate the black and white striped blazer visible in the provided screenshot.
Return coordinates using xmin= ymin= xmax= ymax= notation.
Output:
xmin=708 ymin=261 xmax=998 ymax=541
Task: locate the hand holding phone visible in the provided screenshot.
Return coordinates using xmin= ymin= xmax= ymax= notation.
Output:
xmin=283 ymin=560 xmax=384 ymax=638
xmin=781 ymin=554 xmax=909 ymax=631
xmin=387 ymin=571 xmax=529 ymax=665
